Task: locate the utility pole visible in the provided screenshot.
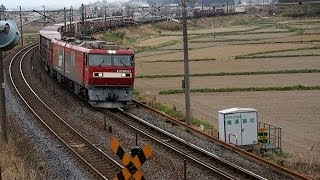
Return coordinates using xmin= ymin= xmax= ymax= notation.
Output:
xmin=127 ymin=4 xmax=129 ymax=16
xmin=41 ymin=5 xmax=46 ymax=26
xmin=104 ymin=6 xmax=107 ymax=30
xmin=19 ymin=6 xmax=23 ymax=46
xmin=0 ymin=9 xmax=8 ymax=144
xmin=201 ymin=2 xmax=204 ymax=17
xmin=0 ymin=51 xmax=7 ymax=143
xmin=82 ymin=4 xmax=85 ymax=24
xmin=182 ymin=0 xmax=192 ymax=125
xmin=227 ymin=2 xmax=229 ymax=14
xmin=71 ymin=7 xmax=73 ymax=21
xmin=69 ymin=6 xmax=72 ymax=32
xmin=299 ymin=1 xmax=303 ymax=44
xmin=64 ymin=7 xmax=66 ymax=33
xmin=213 ymin=12 xmax=216 ymax=38
xmin=85 ymin=6 xmax=87 ymax=35
xmin=82 ymin=4 xmax=85 ymax=35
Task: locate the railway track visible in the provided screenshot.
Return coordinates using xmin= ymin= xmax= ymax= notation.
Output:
xmin=7 ymin=44 xmax=309 ymax=179
xmin=131 ymin=100 xmax=310 ymax=180
xmin=100 ymin=108 xmax=268 ymax=179
xmin=9 ymin=44 xmax=122 ymax=180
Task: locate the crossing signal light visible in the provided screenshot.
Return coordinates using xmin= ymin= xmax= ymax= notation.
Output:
xmin=0 ymin=20 xmax=21 ymax=51
xmin=258 ymin=128 xmax=268 ymax=143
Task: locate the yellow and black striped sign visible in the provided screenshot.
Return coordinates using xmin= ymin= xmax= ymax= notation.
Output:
xmin=111 ymin=137 xmax=131 ymax=166
xmin=111 ymin=137 xmax=152 ymax=180
xmin=114 ymin=168 xmax=131 ymax=180
xmin=132 ymin=144 xmax=152 ymax=170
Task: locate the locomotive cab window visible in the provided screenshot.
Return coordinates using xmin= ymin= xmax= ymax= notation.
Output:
xmin=113 ymin=56 xmax=132 ymax=67
xmin=88 ymin=55 xmax=112 ymax=66
xmin=88 ymin=54 xmax=133 ymax=67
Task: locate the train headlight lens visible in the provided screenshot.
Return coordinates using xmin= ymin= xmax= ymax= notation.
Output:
xmin=108 ymin=50 xmax=117 ymax=54
xmin=121 ymin=73 xmax=126 ymax=77
xmin=94 ymin=72 xmax=103 ymax=77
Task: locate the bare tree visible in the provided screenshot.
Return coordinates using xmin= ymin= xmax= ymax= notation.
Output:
xmin=0 ymin=4 xmax=6 ymax=11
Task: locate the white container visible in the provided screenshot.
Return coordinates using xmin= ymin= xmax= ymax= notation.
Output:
xmin=235 ymin=6 xmax=245 ymax=13
xmin=218 ymin=107 xmax=258 ymax=146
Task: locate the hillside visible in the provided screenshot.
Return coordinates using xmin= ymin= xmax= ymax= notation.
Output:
xmin=144 ymin=0 xmax=235 ymax=6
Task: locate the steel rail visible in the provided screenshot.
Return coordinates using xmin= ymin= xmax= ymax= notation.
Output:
xmin=119 ymin=108 xmax=268 ymax=179
xmin=132 ymin=100 xmax=311 ymax=180
xmin=9 ymin=45 xmax=122 ymax=180
xmin=101 ymin=108 xmax=263 ymax=179
xmin=121 ymin=108 xmax=269 ymax=179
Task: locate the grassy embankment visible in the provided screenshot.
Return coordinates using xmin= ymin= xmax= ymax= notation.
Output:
xmin=133 ymin=91 xmax=216 ymax=133
xmin=0 ymin=142 xmax=38 ymax=179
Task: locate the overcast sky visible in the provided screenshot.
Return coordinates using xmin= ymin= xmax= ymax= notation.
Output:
xmin=1 ymin=0 xmax=119 ymax=10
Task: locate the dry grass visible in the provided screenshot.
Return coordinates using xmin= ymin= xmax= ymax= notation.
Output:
xmin=252 ymin=49 xmax=320 ymax=57
xmin=161 ymin=26 xmax=259 ymax=36
xmin=264 ymin=34 xmax=320 ymax=43
xmin=193 ymin=32 xmax=296 ymax=42
xmin=135 ymin=56 xmax=320 ymax=76
xmin=264 ymin=147 xmax=320 ymax=179
xmin=133 ymin=16 xmax=320 ymax=178
xmin=135 ymin=73 xmax=320 ymax=92
xmin=138 ymin=36 xmax=181 ymax=47
xmin=137 ymin=43 xmax=315 ymax=62
xmin=118 ymin=25 xmax=157 ymax=39
xmin=250 ymin=27 xmax=289 ymax=33
xmin=0 ymin=142 xmax=39 ymax=179
xmin=282 ymin=150 xmax=320 ymax=179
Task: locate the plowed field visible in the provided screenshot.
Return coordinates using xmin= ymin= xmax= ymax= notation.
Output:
xmin=134 ymin=16 xmax=320 ymax=176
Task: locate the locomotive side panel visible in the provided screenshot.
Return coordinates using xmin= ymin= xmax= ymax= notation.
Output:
xmin=75 ymin=51 xmax=86 ymax=86
xmin=64 ymin=46 xmax=85 ymax=86
xmin=39 ymin=35 xmax=51 ymax=66
xmin=52 ymin=42 xmax=66 ymax=76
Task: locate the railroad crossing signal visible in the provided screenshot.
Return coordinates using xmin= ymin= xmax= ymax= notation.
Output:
xmin=258 ymin=128 xmax=268 ymax=143
xmin=111 ymin=137 xmax=152 ymax=180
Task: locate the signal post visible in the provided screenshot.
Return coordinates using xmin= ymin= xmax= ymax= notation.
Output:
xmin=0 ymin=19 xmax=21 ymax=143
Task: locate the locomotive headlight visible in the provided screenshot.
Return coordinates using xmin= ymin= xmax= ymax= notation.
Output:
xmin=121 ymin=73 xmax=126 ymax=77
xmin=94 ymin=72 xmax=103 ymax=77
xmin=108 ymin=50 xmax=117 ymax=54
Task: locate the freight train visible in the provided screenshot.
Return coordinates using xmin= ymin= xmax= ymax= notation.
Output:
xmin=193 ymin=6 xmax=246 ymax=18
xmin=39 ymin=17 xmax=135 ymax=108
xmin=38 ymin=8 xmax=247 ymax=108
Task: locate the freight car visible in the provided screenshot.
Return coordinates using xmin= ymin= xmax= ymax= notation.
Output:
xmin=194 ymin=8 xmax=225 ymax=18
xmin=39 ymin=17 xmax=135 ymax=108
xmin=193 ymin=6 xmax=247 ymax=18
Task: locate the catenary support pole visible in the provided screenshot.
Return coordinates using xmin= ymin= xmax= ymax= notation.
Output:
xmin=82 ymin=4 xmax=85 ymax=35
xmin=42 ymin=6 xmax=46 ymax=26
xmin=0 ymin=51 xmax=7 ymax=143
xmin=19 ymin=6 xmax=24 ymax=47
xmin=182 ymin=0 xmax=192 ymax=125
xmin=64 ymin=7 xmax=66 ymax=33
xmin=104 ymin=6 xmax=107 ymax=29
xmin=69 ymin=7 xmax=72 ymax=32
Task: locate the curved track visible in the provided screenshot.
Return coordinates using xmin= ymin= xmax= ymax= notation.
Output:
xmin=131 ymin=101 xmax=310 ymax=180
xmin=7 ymin=43 xmax=309 ymax=179
xmin=100 ymin=108 xmax=268 ymax=180
xmin=9 ymin=44 xmax=122 ymax=180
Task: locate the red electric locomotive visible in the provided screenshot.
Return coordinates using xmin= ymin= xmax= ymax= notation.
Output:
xmin=39 ymin=24 xmax=134 ymax=108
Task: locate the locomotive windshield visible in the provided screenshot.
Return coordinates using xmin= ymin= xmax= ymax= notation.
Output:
xmin=88 ymin=54 xmax=133 ymax=67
